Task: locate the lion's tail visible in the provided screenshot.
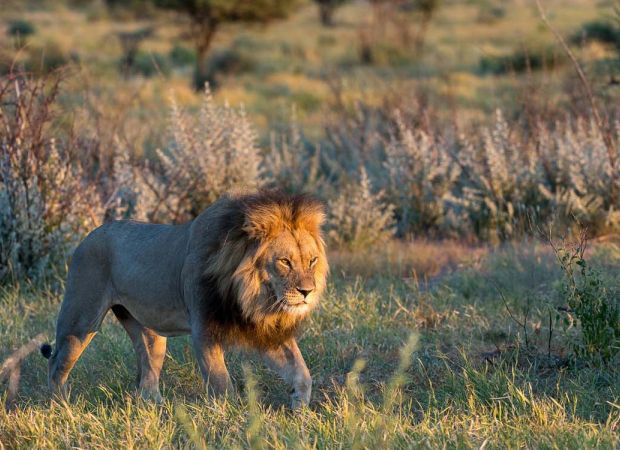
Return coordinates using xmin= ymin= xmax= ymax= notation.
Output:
xmin=40 ymin=343 xmax=53 ymax=359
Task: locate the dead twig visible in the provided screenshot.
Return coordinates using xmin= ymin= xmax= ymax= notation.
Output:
xmin=490 ymin=279 xmax=530 ymax=348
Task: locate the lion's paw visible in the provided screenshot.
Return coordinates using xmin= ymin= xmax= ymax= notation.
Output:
xmin=138 ymin=388 xmax=163 ymax=404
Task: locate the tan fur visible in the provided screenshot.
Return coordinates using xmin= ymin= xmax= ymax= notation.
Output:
xmin=43 ymin=190 xmax=328 ymax=407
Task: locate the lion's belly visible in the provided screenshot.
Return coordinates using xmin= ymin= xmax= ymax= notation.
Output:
xmin=118 ymin=298 xmax=192 ymax=337
xmin=103 ymin=220 xmax=193 ymax=336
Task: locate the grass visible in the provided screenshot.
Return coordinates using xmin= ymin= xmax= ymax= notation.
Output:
xmin=1 ymin=241 xmax=619 ymax=448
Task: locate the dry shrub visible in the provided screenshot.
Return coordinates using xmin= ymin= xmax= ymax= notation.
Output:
xmin=454 ymin=112 xmax=620 ymax=241
xmin=327 ymin=167 xmax=395 ymax=251
xmin=0 ymin=74 xmax=113 ymax=281
xmin=384 ymin=110 xmax=461 ymax=235
xmin=4 ymin=71 xmax=619 ymax=283
xmin=328 ymin=99 xmax=620 ymax=242
xmin=264 ymin=111 xmax=324 ymax=194
xmin=133 ymin=86 xmax=264 ymax=223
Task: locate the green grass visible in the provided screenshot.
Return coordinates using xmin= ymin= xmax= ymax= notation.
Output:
xmin=1 ymin=242 xmax=619 ymax=448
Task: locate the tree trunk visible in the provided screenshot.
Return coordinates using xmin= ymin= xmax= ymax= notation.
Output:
xmin=193 ymin=21 xmax=218 ymax=91
xmin=413 ymin=12 xmax=433 ymax=53
xmin=319 ymin=4 xmax=334 ymax=27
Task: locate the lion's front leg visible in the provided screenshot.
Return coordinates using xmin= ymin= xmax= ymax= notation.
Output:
xmin=261 ymin=338 xmax=312 ymax=409
xmin=191 ymin=332 xmax=233 ymax=397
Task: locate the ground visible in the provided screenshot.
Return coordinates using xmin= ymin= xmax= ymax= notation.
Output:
xmin=1 ymin=240 xmax=619 ymax=448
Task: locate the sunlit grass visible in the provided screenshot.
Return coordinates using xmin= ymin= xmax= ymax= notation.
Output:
xmin=1 ymin=242 xmax=619 ymax=448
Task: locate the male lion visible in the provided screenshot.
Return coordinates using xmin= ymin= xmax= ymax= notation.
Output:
xmin=41 ymin=191 xmax=328 ymax=408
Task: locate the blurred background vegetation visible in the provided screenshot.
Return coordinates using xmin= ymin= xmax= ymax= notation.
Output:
xmin=2 ymin=0 xmax=620 ymax=280
xmin=3 ymin=0 xmax=617 ymax=140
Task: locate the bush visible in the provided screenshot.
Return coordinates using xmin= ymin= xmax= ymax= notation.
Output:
xmin=479 ymin=46 xmax=566 ymax=74
xmin=573 ymin=21 xmax=620 ymax=47
xmin=552 ymin=233 xmax=620 ymax=363
xmin=451 ymin=110 xmax=545 ymax=242
xmin=0 ymin=75 xmax=111 ymax=282
xmin=132 ymin=51 xmax=171 ymax=77
xmin=133 ymin=85 xmax=264 ymax=223
xmin=327 ymin=96 xmax=620 ymax=241
xmin=384 ymin=110 xmax=460 ymax=235
xmin=7 ymin=20 xmax=35 ymax=38
xmin=169 ymin=44 xmax=196 ymax=67
xmin=264 ymin=112 xmax=324 ymax=194
xmin=451 ymin=112 xmax=619 ymax=241
xmin=327 ymin=168 xmax=395 ymax=250
xmin=199 ymin=47 xmax=254 ymax=88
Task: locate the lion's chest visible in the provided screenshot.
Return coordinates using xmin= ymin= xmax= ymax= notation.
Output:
xmin=212 ymin=313 xmax=304 ymax=349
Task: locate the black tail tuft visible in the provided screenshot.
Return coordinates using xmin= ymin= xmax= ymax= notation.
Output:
xmin=40 ymin=343 xmax=52 ymax=359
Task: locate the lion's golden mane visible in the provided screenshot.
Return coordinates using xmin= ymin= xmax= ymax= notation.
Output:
xmin=195 ymin=191 xmax=329 ymax=349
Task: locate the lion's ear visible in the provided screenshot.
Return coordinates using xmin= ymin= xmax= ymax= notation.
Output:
xmin=242 ymin=208 xmax=283 ymax=240
xmin=296 ymin=204 xmax=326 ymax=235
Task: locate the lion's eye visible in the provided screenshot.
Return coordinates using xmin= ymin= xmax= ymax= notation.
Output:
xmin=278 ymin=258 xmax=292 ymax=268
xmin=309 ymin=256 xmax=318 ymax=268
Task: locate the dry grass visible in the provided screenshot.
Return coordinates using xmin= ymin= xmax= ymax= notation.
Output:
xmin=329 ymin=239 xmax=487 ymax=281
xmin=1 ymin=240 xmax=619 ymax=448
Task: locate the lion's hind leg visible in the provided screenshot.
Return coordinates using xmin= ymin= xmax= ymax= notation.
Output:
xmin=48 ymin=333 xmax=97 ymax=399
xmin=47 ymin=294 xmax=108 ymax=399
xmin=112 ymin=305 xmax=167 ymax=402
xmin=45 ymin=237 xmax=115 ymax=399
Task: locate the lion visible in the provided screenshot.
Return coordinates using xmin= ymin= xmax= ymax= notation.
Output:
xmin=40 ymin=190 xmax=328 ymax=408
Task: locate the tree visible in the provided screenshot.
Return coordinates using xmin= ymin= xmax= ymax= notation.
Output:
xmin=312 ymin=0 xmax=349 ymax=27
xmin=367 ymin=0 xmax=440 ymax=51
xmin=153 ymin=0 xmax=298 ymax=89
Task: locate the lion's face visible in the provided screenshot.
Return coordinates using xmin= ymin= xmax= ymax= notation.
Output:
xmin=261 ymin=228 xmax=327 ymax=315
xmin=216 ymin=193 xmax=328 ymax=327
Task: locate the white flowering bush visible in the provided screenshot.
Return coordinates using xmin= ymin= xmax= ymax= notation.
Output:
xmin=452 ymin=113 xmax=620 ymax=240
xmin=384 ymin=110 xmax=461 ymax=235
xmin=450 ymin=111 xmax=545 ymax=242
xmin=264 ymin=111 xmax=324 ymax=194
xmin=328 ymin=168 xmax=395 ymax=250
xmin=4 ymin=74 xmax=620 ymax=284
xmin=537 ymin=118 xmax=620 ymax=233
xmin=136 ymin=86 xmax=264 ymax=223
xmin=368 ymin=109 xmax=619 ymax=241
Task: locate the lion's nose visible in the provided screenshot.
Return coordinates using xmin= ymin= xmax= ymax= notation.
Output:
xmin=296 ymin=287 xmax=314 ymax=298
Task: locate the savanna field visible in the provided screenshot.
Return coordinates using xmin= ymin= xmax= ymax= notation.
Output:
xmin=1 ymin=0 xmax=620 ymax=448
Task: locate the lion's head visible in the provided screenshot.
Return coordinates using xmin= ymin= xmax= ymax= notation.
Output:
xmin=203 ymin=191 xmax=328 ymax=338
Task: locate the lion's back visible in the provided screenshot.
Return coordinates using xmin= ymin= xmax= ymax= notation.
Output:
xmin=68 ymin=220 xmax=190 ymax=303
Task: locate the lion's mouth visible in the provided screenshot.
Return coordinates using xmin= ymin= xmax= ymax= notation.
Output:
xmin=287 ymin=300 xmax=308 ymax=307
